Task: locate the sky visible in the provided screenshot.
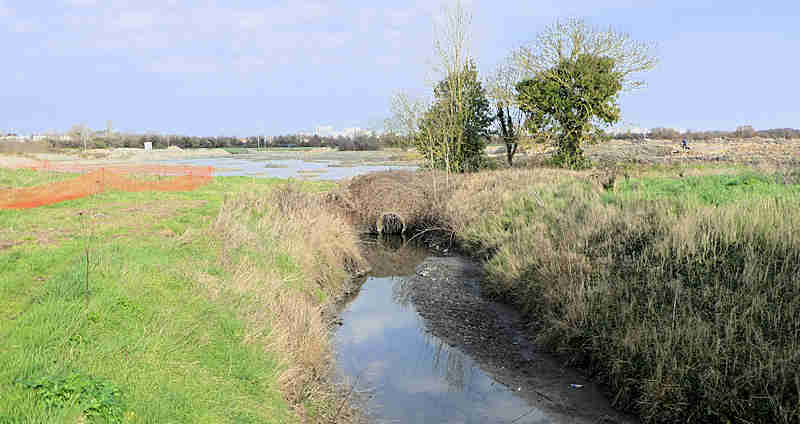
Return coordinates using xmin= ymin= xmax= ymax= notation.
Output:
xmin=1 ymin=0 xmax=798 ymax=136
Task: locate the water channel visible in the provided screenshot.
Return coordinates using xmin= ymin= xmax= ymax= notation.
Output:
xmin=334 ymin=240 xmax=636 ymax=424
xmin=150 ymin=155 xmax=635 ymax=423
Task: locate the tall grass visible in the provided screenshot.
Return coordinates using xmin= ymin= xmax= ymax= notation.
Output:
xmin=339 ymin=167 xmax=800 ymax=423
xmin=1 ymin=172 xmax=363 ymax=423
xmin=211 ymin=184 xmax=367 ymax=421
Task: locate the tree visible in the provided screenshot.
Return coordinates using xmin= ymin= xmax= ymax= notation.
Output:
xmin=415 ymin=0 xmax=492 ymax=174
xmin=735 ymin=125 xmax=755 ymax=139
xmin=513 ymin=18 xmax=657 ymax=168
xmin=518 ymin=54 xmax=622 ymax=168
xmin=514 ymin=18 xmax=658 ymax=92
xmin=384 ymin=92 xmax=426 ymax=150
xmin=417 ymin=60 xmax=493 ymax=172
xmin=486 ymin=59 xmax=531 ymax=166
xmin=68 ymin=124 xmax=92 ymax=150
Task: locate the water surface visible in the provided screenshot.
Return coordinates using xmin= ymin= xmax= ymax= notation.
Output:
xmin=154 ymin=155 xmax=416 ymax=180
xmin=335 ymin=273 xmax=549 ymax=423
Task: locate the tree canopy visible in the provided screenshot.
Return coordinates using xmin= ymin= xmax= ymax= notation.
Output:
xmin=517 ymin=54 xmax=622 ymax=168
xmin=416 ymin=60 xmax=493 ymax=173
xmin=514 ymin=18 xmax=658 ymax=92
xmin=510 ymin=18 xmax=657 ymax=168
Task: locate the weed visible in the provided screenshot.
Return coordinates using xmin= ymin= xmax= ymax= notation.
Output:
xmin=16 ymin=372 xmax=124 ymax=423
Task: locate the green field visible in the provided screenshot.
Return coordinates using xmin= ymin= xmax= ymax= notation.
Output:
xmin=0 ymin=170 xmax=355 ymax=423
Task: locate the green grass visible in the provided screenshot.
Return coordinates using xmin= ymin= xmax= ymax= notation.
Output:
xmin=0 ymin=169 xmax=73 ymax=189
xmin=0 ymin=171 xmax=335 ymax=423
xmin=609 ymin=171 xmax=800 ymax=205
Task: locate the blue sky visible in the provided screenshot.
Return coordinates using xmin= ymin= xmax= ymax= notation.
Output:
xmin=1 ymin=0 xmax=798 ymax=136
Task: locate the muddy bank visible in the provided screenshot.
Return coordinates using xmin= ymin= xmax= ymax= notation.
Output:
xmin=397 ymin=256 xmax=637 ymax=423
xmin=333 ymin=237 xmax=638 ymax=424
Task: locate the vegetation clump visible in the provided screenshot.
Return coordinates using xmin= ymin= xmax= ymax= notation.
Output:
xmin=15 ymin=372 xmax=124 ymax=423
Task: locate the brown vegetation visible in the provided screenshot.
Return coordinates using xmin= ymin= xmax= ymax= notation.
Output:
xmin=335 ymin=167 xmax=800 ymax=424
xmin=581 ymin=138 xmax=800 ymax=166
xmin=209 ymin=185 xmax=367 ymax=422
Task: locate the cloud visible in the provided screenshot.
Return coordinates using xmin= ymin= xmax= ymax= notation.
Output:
xmin=339 ymin=308 xmax=417 ymax=345
xmin=395 ymin=375 xmax=449 ymax=394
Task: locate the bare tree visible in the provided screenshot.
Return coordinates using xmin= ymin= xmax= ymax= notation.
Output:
xmin=69 ymin=124 xmax=92 ymax=150
xmin=486 ymin=58 xmax=531 ymax=166
xmin=385 ymin=91 xmax=426 ymax=149
xmin=420 ymin=0 xmax=477 ymax=180
xmin=513 ymin=18 xmax=658 ymax=91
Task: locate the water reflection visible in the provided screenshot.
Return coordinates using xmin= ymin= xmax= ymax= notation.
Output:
xmin=335 ymin=273 xmax=551 ymax=423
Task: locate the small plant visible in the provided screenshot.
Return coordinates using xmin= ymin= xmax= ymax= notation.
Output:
xmin=16 ymin=372 xmax=124 ymax=423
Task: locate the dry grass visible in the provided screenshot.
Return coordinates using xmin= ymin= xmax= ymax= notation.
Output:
xmin=331 ymin=170 xmax=450 ymax=235
xmin=207 ymin=184 xmax=367 ymax=422
xmin=582 ymin=138 xmax=800 ymax=167
xmin=338 ymin=167 xmax=800 ymax=424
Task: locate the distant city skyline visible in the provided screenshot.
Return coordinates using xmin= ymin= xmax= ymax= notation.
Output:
xmin=2 ymin=1 xmax=798 ymax=136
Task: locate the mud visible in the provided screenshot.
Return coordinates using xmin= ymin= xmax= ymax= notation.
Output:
xmin=401 ymin=256 xmax=638 ymax=423
xmin=333 ymin=235 xmax=638 ymax=424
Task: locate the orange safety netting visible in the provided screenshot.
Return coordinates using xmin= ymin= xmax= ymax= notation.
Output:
xmin=1 ymin=161 xmax=214 ymax=209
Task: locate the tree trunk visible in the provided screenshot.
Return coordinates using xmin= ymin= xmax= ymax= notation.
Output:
xmin=497 ymin=105 xmax=517 ymax=166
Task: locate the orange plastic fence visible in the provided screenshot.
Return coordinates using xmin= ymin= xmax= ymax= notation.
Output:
xmin=1 ymin=161 xmax=214 ymax=209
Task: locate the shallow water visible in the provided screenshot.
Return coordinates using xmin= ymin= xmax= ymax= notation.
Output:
xmin=153 ymin=154 xmax=416 ymax=180
xmin=335 ymin=274 xmax=551 ymax=423
xmin=335 ymin=238 xmax=637 ymax=424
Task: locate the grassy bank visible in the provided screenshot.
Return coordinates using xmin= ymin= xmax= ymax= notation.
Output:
xmin=0 ymin=169 xmax=364 ymax=423
xmin=338 ymin=165 xmax=800 ymax=424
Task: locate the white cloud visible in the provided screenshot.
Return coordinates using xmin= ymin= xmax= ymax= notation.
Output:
xmin=395 ymin=375 xmax=449 ymax=394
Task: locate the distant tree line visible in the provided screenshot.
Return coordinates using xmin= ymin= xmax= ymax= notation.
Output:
xmin=41 ymin=132 xmax=391 ymax=151
xmin=616 ymin=126 xmax=800 ymax=141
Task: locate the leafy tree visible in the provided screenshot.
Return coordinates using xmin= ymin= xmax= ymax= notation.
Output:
xmin=517 ymin=54 xmax=622 ymax=168
xmin=416 ymin=60 xmax=493 ymax=172
xmin=512 ymin=19 xmax=657 ymax=168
